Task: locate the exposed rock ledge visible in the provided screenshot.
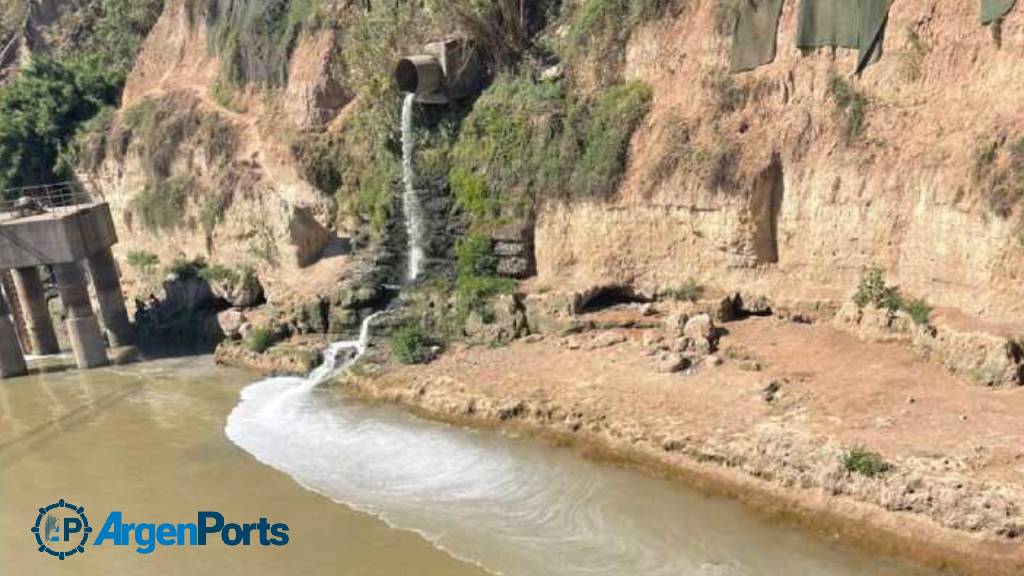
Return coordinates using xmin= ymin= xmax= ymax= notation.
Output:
xmin=331 ymin=315 xmax=1024 ymax=576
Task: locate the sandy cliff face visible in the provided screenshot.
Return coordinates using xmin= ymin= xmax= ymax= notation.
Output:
xmin=85 ymin=0 xmax=346 ymax=306
xmin=536 ymin=1 xmax=1024 ymax=322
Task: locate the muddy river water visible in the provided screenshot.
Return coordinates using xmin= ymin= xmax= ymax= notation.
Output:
xmin=0 ymin=354 xmax=940 ymax=575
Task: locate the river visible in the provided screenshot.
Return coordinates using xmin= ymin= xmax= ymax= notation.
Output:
xmin=0 ymin=355 xmax=939 ymax=575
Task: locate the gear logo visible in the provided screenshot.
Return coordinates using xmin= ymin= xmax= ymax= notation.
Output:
xmin=31 ymin=499 xmax=92 ymax=560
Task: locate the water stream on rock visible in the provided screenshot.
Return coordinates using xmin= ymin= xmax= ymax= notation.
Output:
xmin=401 ymin=93 xmax=425 ymax=281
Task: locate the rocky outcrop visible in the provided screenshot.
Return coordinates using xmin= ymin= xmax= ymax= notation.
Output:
xmin=835 ymin=302 xmax=1024 ymax=387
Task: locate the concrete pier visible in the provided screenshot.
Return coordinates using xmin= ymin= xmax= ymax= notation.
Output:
xmin=86 ymin=247 xmax=132 ymax=348
xmin=0 ymin=287 xmax=28 ymax=378
xmin=0 ymin=197 xmax=124 ymax=377
xmin=54 ymin=262 xmax=109 ymax=369
xmin=10 ymin=267 xmax=60 ymax=355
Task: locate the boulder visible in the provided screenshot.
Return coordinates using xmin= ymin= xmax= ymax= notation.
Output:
xmin=217 ymin=309 xmax=247 ymax=340
xmin=663 ymin=313 xmax=689 ymax=338
xmin=655 ymin=351 xmax=691 ymax=374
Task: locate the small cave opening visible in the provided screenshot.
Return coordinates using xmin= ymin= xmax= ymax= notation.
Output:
xmin=750 ymin=153 xmax=785 ymax=266
xmin=578 ymin=286 xmax=651 ymax=314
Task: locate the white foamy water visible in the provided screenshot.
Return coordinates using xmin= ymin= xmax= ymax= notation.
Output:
xmin=401 ymin=93 xmax=425 ymax=281
xmin=226 ymin=318 xmax=934 ymax=576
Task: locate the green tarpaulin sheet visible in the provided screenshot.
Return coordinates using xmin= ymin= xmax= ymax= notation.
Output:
xmin=731 ymin=0 xmax=786 ymax=73
xmin=796 ymin=0 xmax=892 ymax=74
xmin=981 ymin=0 xmax=1017 ymax=24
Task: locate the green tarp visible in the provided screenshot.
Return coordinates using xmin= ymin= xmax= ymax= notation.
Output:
xmin=731 ymin=0 xmax=786 ymax=73
xmin=981 ymin=0 xmax=1017 ymax=24
xmin=796 ymin=0 xmax=892 ymax=74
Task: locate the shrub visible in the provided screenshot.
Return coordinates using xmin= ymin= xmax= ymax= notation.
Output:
xmin=899 ymin=297 xmax=931 ymax=325
xmin=572 ymin=81 xmax=653 ymax=199
xmin=390 ymin=325 xmax=433 ymax=365
xmin=246 ymin=327 xmax=275 ymax=353
xmin=827 ymin=74 xmax=868 ymax=140
xmin=130 ymin=175 xmax=193 ymax=232
xmin=125 ymin=250 xmax=160 ymax=275
xmin=853 ymin=267 xmax=902 ymax=312
xmin=842 ymin=446 xmax=891 ymax=477
xmin=665 ymin=279 xmax=704 ymax=302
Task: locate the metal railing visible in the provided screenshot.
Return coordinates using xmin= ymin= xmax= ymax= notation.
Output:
xmin=0 ymin=182 xmax=97 ymax=220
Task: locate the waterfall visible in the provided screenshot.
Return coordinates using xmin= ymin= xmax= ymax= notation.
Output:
xmin=401 ymin=93 xmax=425 ymax=281
xmin=294 ymin=312 xmax=382 ymax=393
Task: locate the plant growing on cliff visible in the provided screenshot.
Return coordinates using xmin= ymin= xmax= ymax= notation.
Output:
xmin=453 ymin=234 xmax=516 ymax=323
xmin=827 ymin=74 xmax=867 ymax=141
xmin=842 ymin=446 xmax=891 ymax=477
xmin=853 ymin=267 xmax=901 ymax=312
xmin=665 ymin=279 xmax=704 ymax=303
xmin=246 ymin=327 xmax=276 ymax=353
xmin=451 ymin=77 xmax=652 ymax=230
xmin=902 ymin=298 xmax=932 ymax=326
xmin=126 ymin=250 xmax=160 ymax=275
xmin=390 ymin=324 xmax=434 ymax=365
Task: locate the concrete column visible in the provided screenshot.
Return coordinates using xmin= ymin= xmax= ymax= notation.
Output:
xmin=54 ymin=262 xmax=108 ymax=369
xmin=0 ymin=285 xmax=28 ymax=378
xmin=11 ymin=267 xmax=60 ymax=355
xmin=0 ymin=270 xmax=30 ymax=353
xmin=85 ymin=248 xmax=132 ymax=348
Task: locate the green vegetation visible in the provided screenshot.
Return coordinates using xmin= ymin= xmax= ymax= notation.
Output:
xmin=129 ymin=175 xmax=192 ymax=232
xmin=453 ymin=234 xmax=516 ymax=323
xmin=842 ymin=446 xmax=891 ymax=477
xmin=853 ymin=267 xmax=932 ymax=325
xmin=246 ymin=327 xmax=276 ymax=353
xmin=450 ymin=77 xmax=652 ymax=229
xmin=665 ymin=279 xmax=704 ymax=302
xmin=827 ymin=74 xmax=868 ymax=140
xmin=567 ymin=0 xmax=682 ymax=83
xmin=390 ymin=324 xmax=434 ymax=365
xmin=0 ymin=0 xmax=164 ymax=196
xmin=853 ymin=267 xmax=901 ymax=311
xmin=125 ymin=250 xmax=160 ymax=275
xmin=902 ymin=297 xmax=932 ymax=326
xmin=0 ymin=57 xmax=120 ymax=196
xmin=206 ymin=0 xmax=329 ymax=87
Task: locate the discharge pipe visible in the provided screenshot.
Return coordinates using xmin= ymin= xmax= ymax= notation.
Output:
xmin=395 ymin=55 xmax=444 ymax=98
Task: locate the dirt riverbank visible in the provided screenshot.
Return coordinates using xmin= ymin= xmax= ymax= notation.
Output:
xmin=328 ymin=312 xmax=1024 ymax=576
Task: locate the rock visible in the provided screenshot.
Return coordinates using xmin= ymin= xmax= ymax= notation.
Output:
xmin=642 ymin=331 xmax=665 ymax=349
xmin=590 ymin=332 xmax=627 ymax=349
xmin=217 ymin=309 xmax=247 ymax=339
xmin=524 ymin=291 xmax=582 ymax=335
xmin=761 ymin=380 xmax=783 ymax=403
xmin=738 ymin=359 xmax=763 ymax=372
xmin=655 ymin=351 xmax=690 ymax=373
xmin=238 ymin=322 xmax=255 ymax=340
xmin=705 ymin=354 xmax=723 ymax=367
xmin=663 ymin=313 xmax=689 ymax=338
xmin=209 ymin=271 xmax=265 ymax=309
xmin=287 ymin=206 xmax=331 ymax=268
xmin=540 ymin=64 xmax=564 ymax=82
xmin=683 ymin=314 xmax=715 ymax=341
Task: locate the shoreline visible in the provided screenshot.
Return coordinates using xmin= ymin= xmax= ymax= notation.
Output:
xmin=333 ymin=367 xmax=1019 ymax=576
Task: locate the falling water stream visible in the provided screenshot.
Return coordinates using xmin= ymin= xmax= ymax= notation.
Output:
xmin=401 ymin=93 xmax=425 ymax=281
